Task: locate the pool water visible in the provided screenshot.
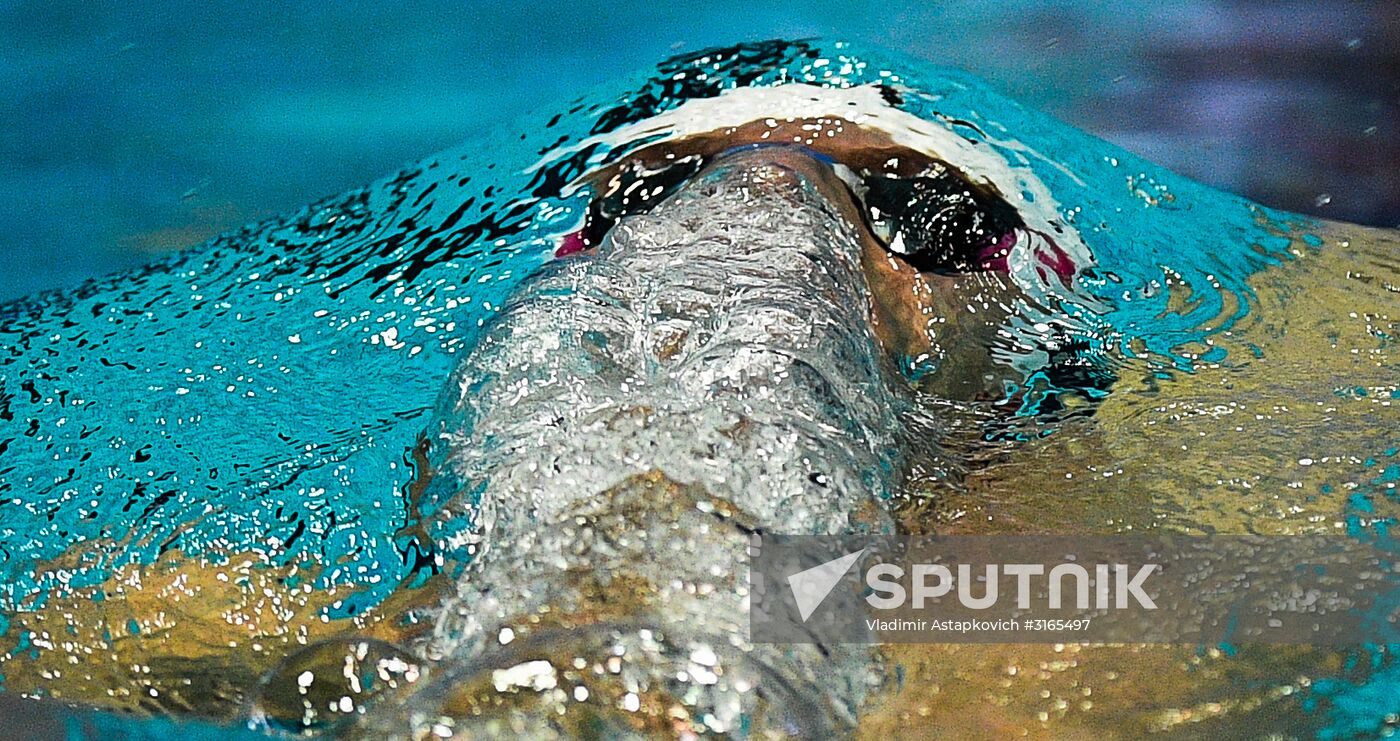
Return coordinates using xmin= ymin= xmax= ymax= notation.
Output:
xmin=0 ymin=38 xmax=1396 ymax=738
xmin=2 ymin=1 xmax=1396 ymax=301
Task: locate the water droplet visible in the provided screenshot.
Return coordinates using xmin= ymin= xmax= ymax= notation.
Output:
xmin=248 ymin=637 xmax=422 ymax=733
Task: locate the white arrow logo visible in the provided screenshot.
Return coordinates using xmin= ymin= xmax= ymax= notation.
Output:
xmin=786 ymin=549 xmax=866 ymax=622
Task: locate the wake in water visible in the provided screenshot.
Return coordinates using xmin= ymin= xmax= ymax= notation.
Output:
xmin=0 ymin=40 xmax=1396 ymax=739
xmin=361 ymin=145 xmax=899 ymax=738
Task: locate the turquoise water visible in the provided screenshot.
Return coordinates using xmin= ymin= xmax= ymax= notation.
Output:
xmin=0 ymin=37 xmax=1295 ymax=621
xmin=4 ymin=1 xmax=1396 ymax=302
xmin=0 ymin=38 xmax=1395 ymax=737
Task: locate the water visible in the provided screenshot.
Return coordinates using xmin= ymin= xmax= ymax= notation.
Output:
xmin=0 ymin=38 xmax=1396 ymax=738
xmin=2 ymin=1 xmax=1396 ymax=301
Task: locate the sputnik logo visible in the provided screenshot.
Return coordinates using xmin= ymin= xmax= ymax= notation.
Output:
xmin=786 ymin=548 xmax=866 ymax=622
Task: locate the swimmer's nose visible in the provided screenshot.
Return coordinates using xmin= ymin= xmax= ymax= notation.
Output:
xmin=695 ymin=145 xmax=857 ymax=209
